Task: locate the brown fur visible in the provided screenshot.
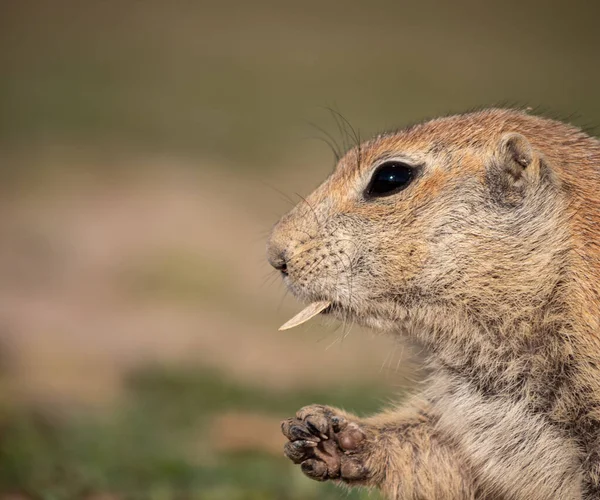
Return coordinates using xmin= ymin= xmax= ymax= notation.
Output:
xmin=268 ymin=108 xmax=600 ymax=499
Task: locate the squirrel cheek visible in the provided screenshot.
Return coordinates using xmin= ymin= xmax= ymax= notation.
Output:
xmin=379 ymin=242 xmax=428 ymax=284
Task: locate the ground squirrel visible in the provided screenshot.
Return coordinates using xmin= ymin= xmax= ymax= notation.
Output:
xmin=267 ymin=108 xmax=600 ymax=499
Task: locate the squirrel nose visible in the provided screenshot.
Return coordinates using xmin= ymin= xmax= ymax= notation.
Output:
xmin=267 ymin=246 xmax=288 ymax=274
xmin=267 ymin=231 xmax=289 ymax=274
xmin=270 ymin=256 xmax=288 ymax=274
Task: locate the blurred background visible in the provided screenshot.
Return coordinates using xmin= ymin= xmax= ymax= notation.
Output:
xmin=1 ymin=1 xmax=600 ymax=498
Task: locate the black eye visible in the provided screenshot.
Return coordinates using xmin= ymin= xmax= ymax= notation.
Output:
xmin=365 ymin=161 xmax=415 ymax=198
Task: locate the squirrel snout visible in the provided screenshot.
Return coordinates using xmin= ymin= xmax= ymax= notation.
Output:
xmin=268 ymin=208 xmax=320 ymax=276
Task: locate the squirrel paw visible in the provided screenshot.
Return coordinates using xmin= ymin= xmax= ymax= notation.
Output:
xmin=281 ymin=404 xmax=369 ymax=482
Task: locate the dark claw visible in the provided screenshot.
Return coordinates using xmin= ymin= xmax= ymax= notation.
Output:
xmin=281 ymin=418 xmax=295 ymax=438
xmin=330 ymin=415 xmax=346 ymax=432
xmin=289 ymin=424 xmax=317 ymax=441
xmin=284 ymin=440 xmax=315 ymax=463
xmin=281 ymin=419 xmax=321 ymax=442
xmin=305 ymin=419 xmax=324 ymax=436
xmin=294 ymin=439 xmax=317 ymax=448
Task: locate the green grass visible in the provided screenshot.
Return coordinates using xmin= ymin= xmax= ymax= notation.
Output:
xmin=0 ymin=367 xmax=393 ymax=499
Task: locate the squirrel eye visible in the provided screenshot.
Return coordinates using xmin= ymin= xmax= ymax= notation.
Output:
xmin=365 ymin=161 xmax=415 ymax=198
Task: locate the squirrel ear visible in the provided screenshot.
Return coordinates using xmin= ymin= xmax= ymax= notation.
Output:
xmin=496 ymin=132 xmax=533 ymax=182
xmin=487 ymin=132 xmax=554 ymax=203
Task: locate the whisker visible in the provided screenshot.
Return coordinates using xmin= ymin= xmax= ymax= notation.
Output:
xmin=260 ymin=270 xmax=282 ymax=288
xmin=324 ymin=332 xmax=343 ymax=351
xmin=260 ymin=180 xmax=298 ymax=207
xmin=305 ymin=135 xmax=341 ymax=165
xmin=294 ymin=192 xmax=322 ymax=228
xmin=381 ymin=342 xmax=397 ymax=374
xmin=323 ymin=105 xmax=350 ymax=155
xmin=305 ymin=121 xmax=342 ymax=161
xmin=277 ymin=287 xmax=290 ymax=313
xmin=321 ymin=106 xmax=362 ymax=161
xmin=329 ymin=250 xmax=354 ymax=344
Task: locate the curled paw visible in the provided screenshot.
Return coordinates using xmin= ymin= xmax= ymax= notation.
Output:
xmin=281 ymin=404 xmax=369 ymax=482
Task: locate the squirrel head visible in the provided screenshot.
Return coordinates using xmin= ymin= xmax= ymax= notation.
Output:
xmin=268 ymin=109 xmax=571 ymax=339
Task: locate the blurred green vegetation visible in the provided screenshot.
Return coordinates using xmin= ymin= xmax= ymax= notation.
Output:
xmin=2 ymin=0 xmax=600 ymax=176
xmin=0 ymin=367 xmax=392 ymax=499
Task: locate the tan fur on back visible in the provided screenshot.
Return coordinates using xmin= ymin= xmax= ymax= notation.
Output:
xmin=269 ymin=109 xmax=600 ymax=499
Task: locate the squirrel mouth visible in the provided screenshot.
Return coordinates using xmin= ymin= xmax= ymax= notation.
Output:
xmin=279 ymin=300 xmax=332 ymax=331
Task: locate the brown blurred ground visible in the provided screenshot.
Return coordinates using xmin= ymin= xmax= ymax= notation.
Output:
xmin=0 ymin=164 xmax=412 ymax=409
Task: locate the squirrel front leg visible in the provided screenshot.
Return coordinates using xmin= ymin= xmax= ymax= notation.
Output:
xmin=281 ymin=400 xmax=475 ymax=500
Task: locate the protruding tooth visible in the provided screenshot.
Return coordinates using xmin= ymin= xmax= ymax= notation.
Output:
xmin=279 ymin=300 xmax=332 ymax=331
